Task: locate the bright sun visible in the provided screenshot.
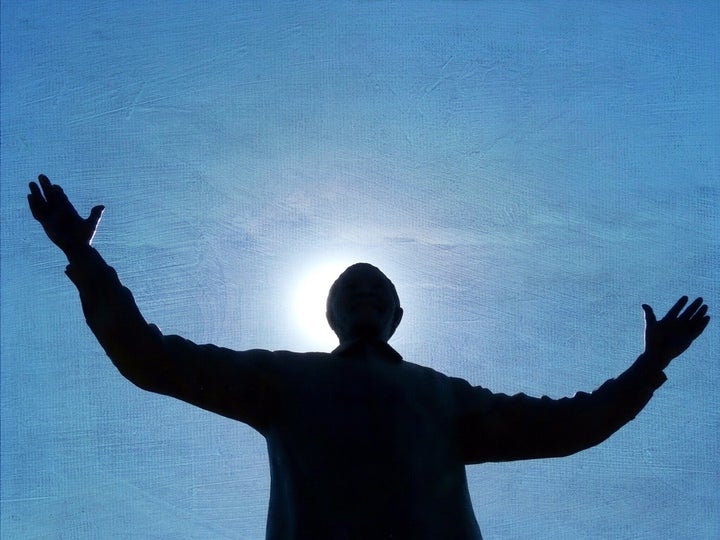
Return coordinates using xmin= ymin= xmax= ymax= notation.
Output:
xmin=291 ymin=259 xmax=354 ymax=350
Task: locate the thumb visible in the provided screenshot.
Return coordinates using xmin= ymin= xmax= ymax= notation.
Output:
xmin=641 ymin=304 xmax=656 ymax=325
xmin=87 ymin=205 xmax=105 ymax=226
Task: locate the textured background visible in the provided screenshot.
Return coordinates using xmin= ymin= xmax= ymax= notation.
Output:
xmin=2 ymin=2 xmax=718 ymax=538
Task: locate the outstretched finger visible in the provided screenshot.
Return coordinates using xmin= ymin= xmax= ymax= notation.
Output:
xmin=680 ymin=297 xmax=704 ymax=320
xmin=28 ymin=182 xmax=48 ymax=220
xmin=38 ymin=174 xmax=70 ymax=205
xmin=666 ymin=296 xmax=689 ymax=320
xmin=689 ymin=304 xmax=709 ymax=323
xmin=29 ymin=181 xmax=44 ymax=201
xmin=38 ymin=174 xmax=53 ymax=195
xmin=697 ymin=315 xmax=711 ymax=335
xmin=689 ymin=305 xmax=710 ymax=338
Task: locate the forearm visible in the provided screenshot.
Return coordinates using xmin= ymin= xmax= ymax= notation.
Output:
xmin=460 ymin=353 xmax=668 ymax=463
xmin=558 ymin=352 xmax=667 ymax=452
xmin=64 ymin=245 xmax=167 ymax=389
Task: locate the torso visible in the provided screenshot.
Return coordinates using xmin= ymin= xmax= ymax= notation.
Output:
xmin=262 ymin=351 xmax=482 ymax=540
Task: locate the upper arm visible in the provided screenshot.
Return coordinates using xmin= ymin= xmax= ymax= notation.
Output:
xmin=456 ymin=384 xmax=596 ymax=463
xmin=141 ymin=334 xmax=282 ymax=430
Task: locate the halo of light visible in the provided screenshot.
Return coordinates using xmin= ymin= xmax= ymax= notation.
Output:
xmin=290 ymin=259 xmax=356 ymax=350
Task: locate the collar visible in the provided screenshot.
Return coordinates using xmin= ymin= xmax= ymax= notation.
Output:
xmin=332 ymin=340 xmax=403 ymax=363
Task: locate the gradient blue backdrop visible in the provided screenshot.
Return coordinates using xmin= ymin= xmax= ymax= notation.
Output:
xmin=2 ymin=2 xmax=718 ymax=538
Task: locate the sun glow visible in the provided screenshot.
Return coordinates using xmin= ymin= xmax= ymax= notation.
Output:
xmin=291 ymin=259 xmax=356 ymax=350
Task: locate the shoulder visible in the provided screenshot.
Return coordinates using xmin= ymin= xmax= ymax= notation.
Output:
xmin=399 ymin=361 xmax=495 ymax=404
xmin=395 ymin=360 xmax=474 ymax=395
xmin=399 ymin=358 xmax=461 ymax=379
xmin=271 ymin=349 xmax=334 ymax=365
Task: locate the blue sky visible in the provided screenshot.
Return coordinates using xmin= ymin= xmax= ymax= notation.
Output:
xmin=2 ymin=2 xmax=718 ymax=538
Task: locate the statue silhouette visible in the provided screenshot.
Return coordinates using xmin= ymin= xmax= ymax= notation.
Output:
xmin=28 ymin=174 xmax=710 ymax=539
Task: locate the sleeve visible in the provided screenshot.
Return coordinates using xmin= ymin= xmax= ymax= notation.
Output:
xmin=64 ymin=246 xmax=281 ymax=430
xmin=454 ymin=356 xmax=667 ymax=464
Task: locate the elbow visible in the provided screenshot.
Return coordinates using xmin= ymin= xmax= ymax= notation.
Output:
xmin=550 ymin=425 xmax=622 ymax=459
xmin=110 ymin=355 xmax=164 ymax=393
xmin=551 ymin=438 xmax=603 ymax=459
xmin=103 ymin=333 xmax=170 ymax=394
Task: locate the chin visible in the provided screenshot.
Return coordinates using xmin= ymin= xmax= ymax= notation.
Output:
xmin=347 ymin=321 xmax=385 ymax=341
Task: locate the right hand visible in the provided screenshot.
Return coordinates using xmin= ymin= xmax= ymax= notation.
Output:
xmin=27 ymin=174 xmax=105 ymax=254
xmin=641 ymin=296 xmax=710 ymax=370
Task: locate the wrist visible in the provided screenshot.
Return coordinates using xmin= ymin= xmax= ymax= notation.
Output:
xmin=64 ymin=242 xmax=93 ymax=263
xmin=641 ymin=347 xmax=672 ymax=366
xmin=635 ymin=351 xmax=669 ymax=386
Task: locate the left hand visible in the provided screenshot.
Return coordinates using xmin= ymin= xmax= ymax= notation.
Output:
xmin=642 ymin=296 xmax=710 ymax=370
xmin=27 ymin=174 xmax=105 ymax=254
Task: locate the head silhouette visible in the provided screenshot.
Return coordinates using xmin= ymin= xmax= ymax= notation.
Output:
xmin=326 ymin=263 xmax=403 ymax=345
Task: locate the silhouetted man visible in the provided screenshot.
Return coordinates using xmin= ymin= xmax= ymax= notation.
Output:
xmin=28 ymin=174 xmax=710 ymax=539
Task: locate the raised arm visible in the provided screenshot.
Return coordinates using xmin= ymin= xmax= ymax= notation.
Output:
xmin=457 ymin=297 xmax=710 ymax=464
xmin=28 ymin=175 xmax=280 ymax=429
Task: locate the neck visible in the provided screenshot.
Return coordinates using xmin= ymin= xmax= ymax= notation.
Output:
xmin=333 ymin=338 xmax=402 ymax=363
xmin=338 ymin=337 xmax=387 ymax=348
